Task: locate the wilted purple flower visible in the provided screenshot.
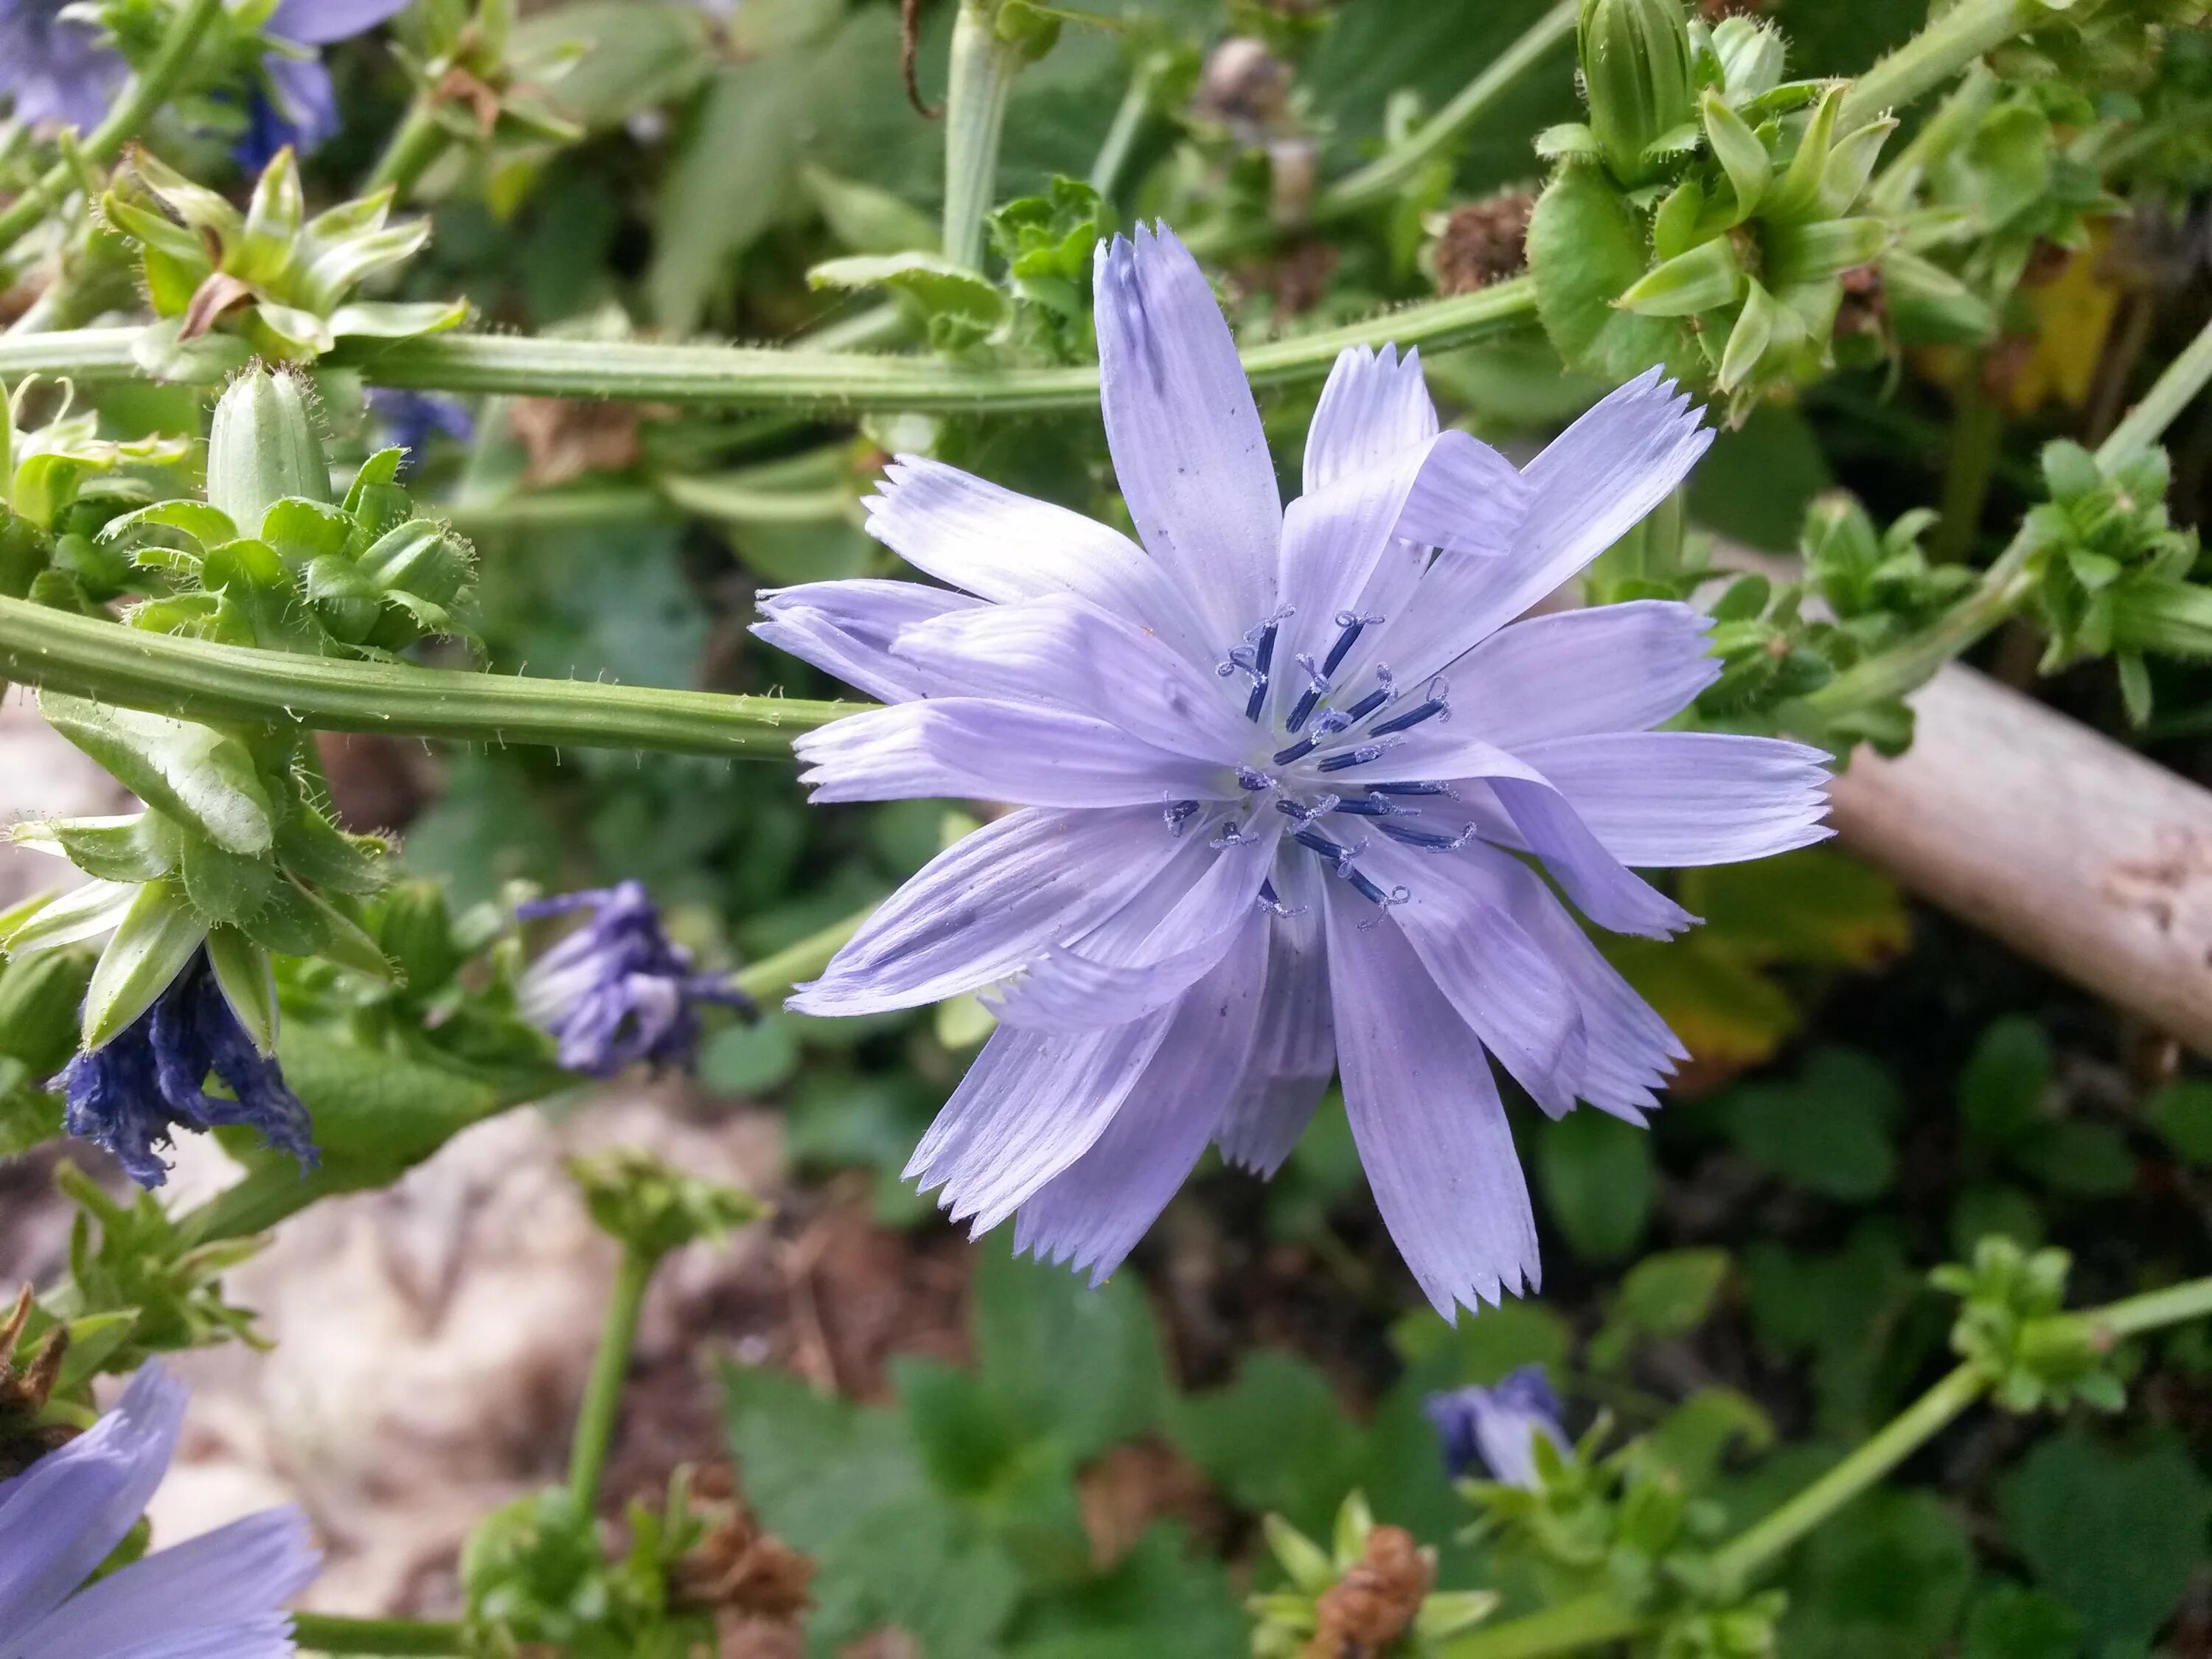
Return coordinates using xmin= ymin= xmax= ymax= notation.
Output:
xmin=236 ymin=0 xmax=411 ymax=168
xmin=0 ymin=0 xmax=125 ymax=132
xmin=756 ymin=223 xmax=1830 ymax=1316
xmin=366 ymin=388 xmax=476 ymax=474
xmin=58 ymin=950 xmax=316 ymax=1190
xmin=518 ymin=881 xmax=757 ymax=1077
xmin=0 ymin=1363 xmax=320 ymax=1654
xmin=1425 ymin=1366 xmax=1569 ymax=1487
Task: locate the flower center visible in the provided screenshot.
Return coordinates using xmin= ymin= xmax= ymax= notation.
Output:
xmin=1177 ymin=607 xmax=1479 ymax=914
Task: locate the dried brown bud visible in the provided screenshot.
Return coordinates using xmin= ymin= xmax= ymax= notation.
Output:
xmin=1307 ymin=1525 xmax=1434 ymax=1658
xmin=1431 ymin=192 xmax=1536 ymax=296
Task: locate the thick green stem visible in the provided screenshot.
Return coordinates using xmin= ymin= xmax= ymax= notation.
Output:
xmin=1840 ymin=0 xmax=2035 ymax=129
xmin=1932 ymin=373 xmax=2003 ymax=563
xmin=2092 ymin=1276 xmax=2212 ymax=1339
xmin=942 ymin=3 xmax=1020 ymax=271
xmin=1708 ymin=1363 xmax=1989 ymax=1583
xmin=290 ymin=1614 xmax=465 ymax=1655
xmin=1313 ymin=0 xmax=1578 ymax=221
xmin=1800 ymin=309 xmax=2212 ymax=723
xmin=0 ymin=0 xmax=226 ymax=253
xmin=569 ymin=1245 xmax=655 ymax=1512
xmin=0 ymin=279 xmax=1539 ymax=408
xmin=0 ymin=595 xmax=856 ymax=757
xmin=1434 ymin=1594 xmax=1649 ymax=1659
xmin=366 ymin=97 xmax=451 ymax=199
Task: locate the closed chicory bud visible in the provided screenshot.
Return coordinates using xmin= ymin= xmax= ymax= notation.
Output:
xmin=207 ymin=364 xmax=329 ymax=530
xmin=1578 ymin=0 xmax=1698 ymax=187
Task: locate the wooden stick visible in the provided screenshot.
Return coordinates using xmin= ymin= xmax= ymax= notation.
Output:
xmin=1829 ymin=662 xmax=2212 ymax=1054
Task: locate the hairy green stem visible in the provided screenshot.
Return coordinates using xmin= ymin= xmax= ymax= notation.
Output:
xmin=1314 ymin=0 xmax=1578 ymax=221
xmin=1707 ymin=1362 xmax=1988 ymax=1583
xmin=569 ymin=1245 xmax=655 ymax=1512
xmin=291 ymin=1614 xmax=465 ymax=1655
xmin=0 ymin=596 xmax=855 ymax=757
xmin=1840 ymin=0 xmax=2035 ymax=129
xmin=0 ymin=279 xmax=1539 ymax=408
xmin=1800 ymin=307 xmax=2212 ymax=721
xmin=1435 ymin=1594 xmax=1648 ymax=1659
xmin=0 ymin=0 xmax=226 ymax=253
xmin=366 ymin=97 xmax=451 ymax=198
xmin=942 ymin=2 xmax=1020 ymax=270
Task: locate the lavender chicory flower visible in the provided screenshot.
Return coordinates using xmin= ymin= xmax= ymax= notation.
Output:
xmin=1425 ymin=1366 xmax=1570 ymax=1487
xmin=518 ymin=881 xmax=757 ymax=1077
xmin=58 ymin=948 xmax=317 ymax=1190
xmin=755 ymin=223 xmax=1831 ymax=1316
xmin=0 ymin=1363 xmax=320 ymax=1658
xmin=236 ymin=0 xmax=411 ymax=169
xmin=0 ymin=0 xmax=125 ymax=132
xmin=366 ymin=388 xmax=476 ymax=475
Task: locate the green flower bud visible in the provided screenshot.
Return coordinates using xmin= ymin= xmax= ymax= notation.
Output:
xmin=1577 ymin=0 xmax=1698 ymax=188
xmin=207 ymin=365 xmax=329 ymax=531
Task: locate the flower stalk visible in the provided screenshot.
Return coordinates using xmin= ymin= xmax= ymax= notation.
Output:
xmin=567 ymin=1245 xmax=655 ymax=1512
xmin=0 ymin=594 xmax=856 ymax=758
xmin=1801 ymin=308 xmax=2212 ymax=721
xmin=1312 ymin=0 xmax=1579 ymax=221
xmin=0 ymin=279 xmax=1539 ymax=408
xmin=1839 ymin=0 xmax=2037 ymax=128
xmin=288 ymin=1613 xmax=465 ymax=1655
xmin=0 ymin=0 xmax=226 ymax=252
xmin=942 ymin=1 xmax=1023 ymax=269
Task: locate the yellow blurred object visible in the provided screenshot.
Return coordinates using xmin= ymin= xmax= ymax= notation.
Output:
xmin=2003 ymin=223 xmax=2124 ymax=414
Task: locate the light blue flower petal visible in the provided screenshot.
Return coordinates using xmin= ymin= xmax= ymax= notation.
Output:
xmin=1013 ymin=913 xmax=1270 ymax=1281
xmin=260 ymin=52 xmax=338 ymax=153
xmin=787 ymin=807 xmax=1190 ymax=1017
xmin=1213 ymin=856 xmax=1333 ymax=1176
xmin=16 ymin=1507 xmax=316 ymax=1659
xmin=754 ymin=579 xmax=985 ymax=703
xmin=1446 ymin=600 xmax=1719 ymax=750
xmin=1324 ymin=880 xmax=1539 ymax=1319
xmin=1094 ymin=225 xmax=1282 ymax=643
xmin=267 ymin=0 xmax=409 ymax=46
xmin=1302 ymin=344 xmax=1439 ymax=497
xmin=862 ymin=456 xmax=1212 ymax=669
xmin=0 ymin=1365 xmax=184 ymax=1635
xmin=1519 ymin=731 xmax=1834 ymax=867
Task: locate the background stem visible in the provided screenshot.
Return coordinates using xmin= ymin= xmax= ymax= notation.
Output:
xmin=1841 ymin=0 xmax=2033 ymax=128
xmin=367 ymin=97 xmax=451 ymax=198
xmin=290 ymin=1614 xmax=465 ymax=1656
xmin=568 ymin=1246 xmax=655 ymax=1512
xmin=0 ymin=280 xmax=1540 ymax=408
xmin=0 ymin=596 xmax=855 ymax=758
xmin=941 ymin=2 xmax=1020 ymax=270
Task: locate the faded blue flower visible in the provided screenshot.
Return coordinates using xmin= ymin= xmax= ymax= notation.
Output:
xmin=756 ymin=223 xmax=1830 ymax=1316
xmin=1425 ymin=1366 xmax=1568 ymax=1487
xmin=366 ymin=388 xmax=476 ymax=474
xmin=0 ymin=1363 xmax=320 ymax=1657
xmin=58 ymin=949 xmax=317 ymax=1190
xmin=0 ymin=0 xmax=125 ymax=132
xmin=518 ymin=881 xmax=757 ymax=1077
xmin=235 ymin=0 xmax=411 ymax=168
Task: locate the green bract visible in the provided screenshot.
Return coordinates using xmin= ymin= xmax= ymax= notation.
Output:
xmin=102 ymin=147 xmax=467 ymax=380
xmin=1931 ymin=1237 xmax=2126 ymax=1416
xmin=1248 ymin=1492 xmax=1498 ymax=1658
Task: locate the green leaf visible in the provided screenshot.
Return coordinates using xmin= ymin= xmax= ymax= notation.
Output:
xmin=204 ymin=926 xmax=276 ymax=1053
xmin=1617 ymin=235 xmax=1745 ymax=316
xmin=1171 ymin=1352 xmax=1366 ymax=1536
xmin=1783 ymin=1489 xmax=1973 ymax=1658
xmin=697 ymin=1011 xmax=799 ymax=1094
xmin=2147 ymin=1079 xmax=2212 ymax=1166
xmin=2002 ymin=1429 xmax=2212 ymax=1651
xmin=1700 ymin=92 xmax=1768 ymax=216
xmin=1537 ymin=1109 xmax=1655 ymax=1260
xmin=970 ymin=1241 xmax=1168 ymax=1460
xmin=810 ymin=252 xmax=1009 ymax=327
xmin=178 ymin=829 xmax=279 ymax=928
xmin=81 ymin=879 xmax=206 ymax=1048
xmin=1721 ymin=1047 xmax=1899 ymax=1200
xmin=1961 ymin=1584 xmax=2084 ymax=1659
xmin=1718 ymin=277 xmax=1784 ymax=392
xmin=1959 ymin=1015 xmax=2051 ymax=1147
xmin=10 ymin=813 xmax=181 ymax=884
xmin=2009 ymin=1119 xmax=2137 ymax=1198
xmin=1640 ymin=1387 xmax=1774 ymax=1489
xmin=0 ymin=879 xmax=139 ymax=956
xmin=0 ymin=948 xmax=94 ymax=1074
xmin=37 ymin=693 xmax=274 ymax=856
xmin=1528 ymin=164 xmax=1693 ymax=380
xmin=1616 ymin=1248 xmax=1732 ymax=1336
xmin=802 ymin=161 xmax=940 ymax=255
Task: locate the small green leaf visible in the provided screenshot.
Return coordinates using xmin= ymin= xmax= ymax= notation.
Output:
xmin=1718 ymin=278 xmax=1783 ymax=392
xmin=1528 ymin=164 xmax=1695 ymax=380
xmin=1537 ymin=1110 xmax=1655 ymax=1261
xmin=10 ymin=813 xmax=180 ymax=885
xmin=82 ymin=880 xmax=206 ymax=1048
xmin=1618 ymin=236 xmax=1745 ymax=316
xmin=2146 ymin=1079 xmax=2212 ymax=1166
xmin=1959 ymin=1015 xmax=2051 ymax=1147
xmin=204 ymin=925 xmax=277 ymax=1053
xmin=1701 ymin=93 xmax=1767 ymax=217
xmin=178 ymin=829 xmax=278 ymax=928
xmin=38 ymin=695 xmax=275 ymax=856
xmin=808 ymin=254 xmax=1008 ymax=327
xmin=0 ymin=880 xmax=139 ymax=956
